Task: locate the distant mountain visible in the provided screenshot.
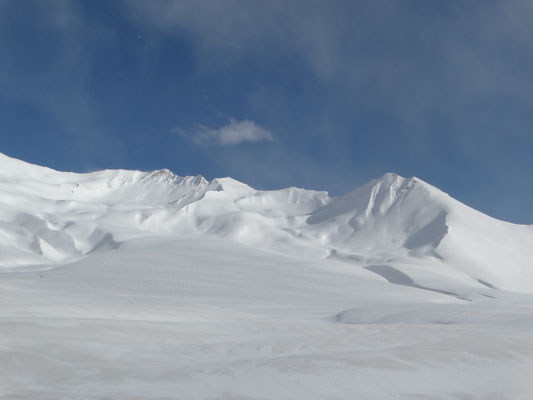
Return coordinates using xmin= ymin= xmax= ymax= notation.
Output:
xmin=1 ymin=152 xmax=532 ymax=293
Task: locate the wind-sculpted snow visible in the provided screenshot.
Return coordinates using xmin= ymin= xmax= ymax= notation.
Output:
xmin=2 ymin=153 xmax=533 ymax=399
xmin=1 ymin=151 xmax=533 ymax=292
xmin=335 ymin=301 xmax=533 ymax=326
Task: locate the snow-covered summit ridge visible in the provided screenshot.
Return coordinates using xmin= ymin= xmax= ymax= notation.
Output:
xmin=0 ymin=152 xmax=210 ymax=204
xmin=0 ymin=152 xmax=417 ymax=207
xmin=1 ymin=152 xmax=532 ymax=293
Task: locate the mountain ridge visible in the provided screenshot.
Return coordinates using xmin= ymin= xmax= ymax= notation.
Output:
xmin=1 ymin=152 xmax=532 ymax=294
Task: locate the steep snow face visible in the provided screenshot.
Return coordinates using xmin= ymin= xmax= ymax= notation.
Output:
xmin=307 ymin=173 xmax=451 ymax=257
xmin=1 ymin=152 xmax=532 ymax=293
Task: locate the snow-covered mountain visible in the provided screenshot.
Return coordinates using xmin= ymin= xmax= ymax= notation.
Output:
xmin=2 ymin=151 xmax=533 ymax=399
xmin=1 ymin=152 xmax=532 ymax=293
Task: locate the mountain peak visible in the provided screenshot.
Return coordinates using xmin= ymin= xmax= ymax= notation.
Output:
xmin=373 ymin=172 xmax=422 ymax=191
xmin=378 ymin=171 xmax=406 ymax=182
xmin=207 ymin=177 xmax=255 ymax=195
xmin=141 ymin=169 xmax=208 ymax=187
xmin=143 ymin=168 xmax=177 ymax=180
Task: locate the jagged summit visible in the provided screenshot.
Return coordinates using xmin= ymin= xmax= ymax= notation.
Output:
xmin=0 ymin=151 xmax=213 ymax=205
xmin=0 ymin=152 xmax=532 ymax=293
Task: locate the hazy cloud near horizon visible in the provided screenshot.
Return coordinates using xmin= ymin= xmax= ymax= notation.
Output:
xmin=120 ymin=1 xmax=533 ymax=108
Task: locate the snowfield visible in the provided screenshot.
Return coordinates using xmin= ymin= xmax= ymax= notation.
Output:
xmin=1 ymin=152 xmax=532 ymax=399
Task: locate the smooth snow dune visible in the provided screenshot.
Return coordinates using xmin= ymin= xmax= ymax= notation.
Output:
xmin=1 ymin=237 xmax=532 ymax=400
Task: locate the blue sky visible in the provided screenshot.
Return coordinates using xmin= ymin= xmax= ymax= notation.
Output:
xmin=1 ymin=0 xmax=532 ymax=223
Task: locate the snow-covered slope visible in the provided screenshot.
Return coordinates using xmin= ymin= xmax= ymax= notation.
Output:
xmin=308 ymin=172 xmax=533 ymax=292
xmin=1 ymin=152 xmax=532 ymax=293
xmin=2 ymin=152 xmax=533 ymax=399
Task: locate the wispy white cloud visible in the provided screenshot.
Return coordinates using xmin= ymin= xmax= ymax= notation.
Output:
xmin=177 ymin=118 xmax=274 ymax=146
xmin=120 ymin=1 xmax=533 ymax=126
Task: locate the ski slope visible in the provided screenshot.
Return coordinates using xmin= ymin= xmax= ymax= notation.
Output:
xmin=1 ymin=152 xmax=533 ymax=399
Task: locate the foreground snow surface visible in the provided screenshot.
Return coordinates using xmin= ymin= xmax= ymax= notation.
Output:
xmin=1 ymin=153 xmax=533 ymax=399
xmin=1 ymin=237 xmax=533 ymax=400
